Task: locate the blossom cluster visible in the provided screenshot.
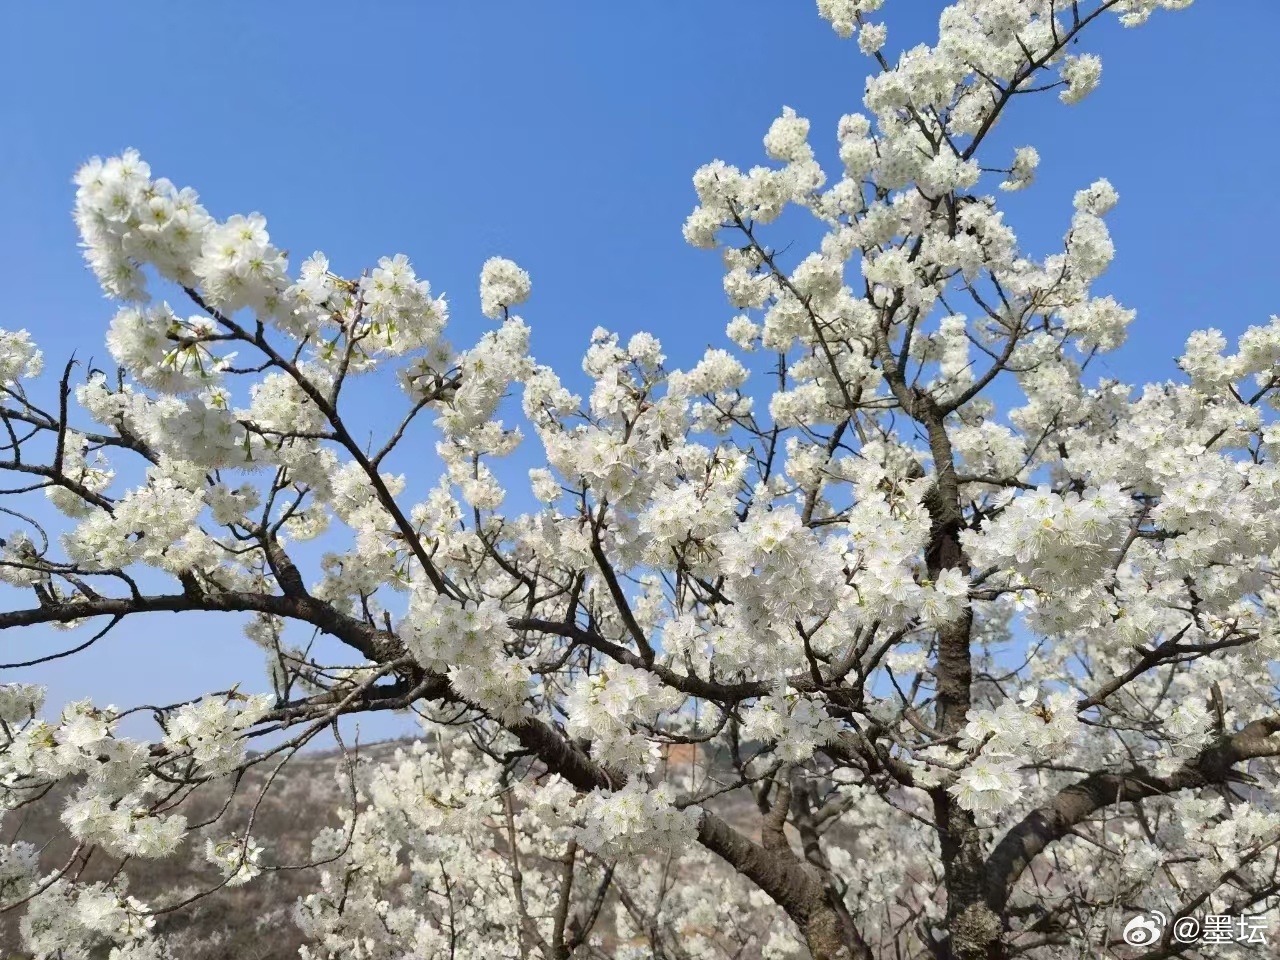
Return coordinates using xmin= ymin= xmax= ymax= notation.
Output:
xmin=948 ymin=689 xmax=1082 ymax=813
xmin=578 ymin=781 xmax=699 ymax=860
xmin=8 ymin=1 xmax=1278 ymax=958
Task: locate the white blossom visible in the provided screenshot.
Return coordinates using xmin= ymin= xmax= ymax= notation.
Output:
xmin=9 ymin=4 xmax=1276 ymax=959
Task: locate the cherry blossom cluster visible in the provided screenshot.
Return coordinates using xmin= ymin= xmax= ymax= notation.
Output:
xmin=7 ymin=1 xmax=1278 ymax=959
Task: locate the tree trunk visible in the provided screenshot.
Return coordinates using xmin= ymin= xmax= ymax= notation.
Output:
xmin=802 ymin=904 xmax=863 ymax=960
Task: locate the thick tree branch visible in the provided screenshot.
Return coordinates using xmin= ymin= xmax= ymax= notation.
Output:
xmin=985 ymin=716 xmax=1280 ymax=912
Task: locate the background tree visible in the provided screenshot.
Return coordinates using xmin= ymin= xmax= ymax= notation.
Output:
xmin=4 ymin=1 xmax=1280 ymax=958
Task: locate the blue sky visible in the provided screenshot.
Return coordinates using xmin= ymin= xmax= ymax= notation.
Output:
xmin=1 ymin=1 xmax=1277 ymax=743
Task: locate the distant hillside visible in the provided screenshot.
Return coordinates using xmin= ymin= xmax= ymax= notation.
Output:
xmin=2 ymin=739 xmax=767 ymax=959
xmin=2 ymin=741 xmax=405 ymax=960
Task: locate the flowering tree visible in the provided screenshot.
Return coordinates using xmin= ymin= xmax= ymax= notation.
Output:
xmin=3 ymin=0 xmax=1278 ymax=958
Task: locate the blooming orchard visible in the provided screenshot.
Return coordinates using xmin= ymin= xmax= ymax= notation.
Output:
xmin=2 ymin=1 xmax=1277 ymax=958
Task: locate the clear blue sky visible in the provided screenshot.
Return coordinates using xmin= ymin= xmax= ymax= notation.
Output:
xmin=1 ymin=2 xmax=1276 ymax=742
